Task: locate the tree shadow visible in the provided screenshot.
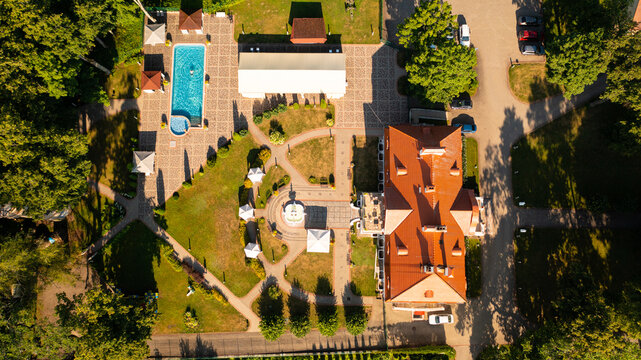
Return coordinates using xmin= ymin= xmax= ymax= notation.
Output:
xmin=315 ymin=274 xmax=333 ymax=296
xmin=288 ymin=2 xmax=323 ymax=25
xmin=178 ymin=334 xmax=217 ymax=358
xmin=257 ymin=279 xmax=284 ymax=322
xmin=351 ymin=135 xmax=379 ymax=192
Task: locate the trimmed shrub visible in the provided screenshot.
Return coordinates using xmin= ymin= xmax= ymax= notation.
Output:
xmin=182 ymin=181 xmax=192 ymax=189
xmin=206 ymin=155 xmax=216 ymax=168
xmin=282 ymin=174 xmax=291 ymax=184
xmin=258 ymin=217 xmax=266 ymax=225
xmin=277 ymin=103 xmax=287 ymax=113
xmin=253 ymin=114 xmax=263 ymax=124
xmin=292 ymin=102 xmax=300 ymax=109
xmin=233 ymin=132 xmax=242 ymax=141
xmin=248 ymin=258 xmax=266 ymax=279
xmin=320 ymin=98 xmax=327 ymax=109
xmin=258 ymin=148 xmax=272 ymax=164
xmin=166 ymin=255 xmax=183 ymax=272
xmin=345 ymin=307 xmax=368 ymax=335
xmin=244 ymin=178 xmax=253 ymax=189
xmin=308 ymin=176 xmax=318 ymax=184
xmin=183 ymin=311 xmax=199 ymax=330
xmin=154 ymin=208 xmax=166 ymax=215
xmin=172 ymin=192 xmax=180 ymax=200
xmin=269 ymin=131 xmax=286 ymax=145
xmin=217 ymin=147 xmax=230 ymax=158
xmin=305 ymin=104 xmax=312 ymax=109
xmin=239 ymin=129 xmax=248 ymax=137
xmin=326 ymin=117 xmax=335 ymax=127
xmin=263 ymin=111 xmax=272 ymax=119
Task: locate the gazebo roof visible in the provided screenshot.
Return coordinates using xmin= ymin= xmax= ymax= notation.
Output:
xmin=132 ymin=151 xmax=155 ymax=175
xmin=179 ymin=9 xmax=203 ymax=30
xmin=244 ymin=242 xmax=261 ymax=258
xmin=306 ymin=229 xmax=330 ymax=253
xmin=141 ymin=71 xmax=162 ymax=90
xmin=144 ymin=23 xmax=166 ymax=45
xmin=247 ymin=167 xmax=265 ymax=183
xmin=239 ymin=204 xmax=255 ymax=221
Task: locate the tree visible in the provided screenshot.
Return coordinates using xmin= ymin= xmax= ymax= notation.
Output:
xmin=258 ymin=148 xmax=272 ymax=165
xmin=397 ymin=0 xmax=477 ymax=104
xmin=289 ymin=314 xmax=311 ymax=338
xmin=547 ymin=30 xmax=609 ymax=98
xmin=345 ymin=306 xmax=368 ymax=335
xmin=257 ymin=285 xmax=286 ymax=341
xmin=317 ymin=305 xmax=339 ymax=336
xmin=269 ymin=130 xmax=286 ymax=145
xmin=56 ymin=288 xmax=158 ymax=360
xmin=603 ymin=31 xmax=641 ymax=113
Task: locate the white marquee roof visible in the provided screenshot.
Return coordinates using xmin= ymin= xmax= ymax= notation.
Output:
xmin=244 ymin=242 xmax=261 ymax=258
xmin=144 ymin=23 xmax=166 ymax=46
xmin=306 ymin=229 xmax=330 ymax=253
xmin=238 ymin=52 xmax=347 ymax=98
xmin=132 ymin=151 xmax=155 ymax=176
xmin=247 ymin=167 xmax=265 ymax=183
xmin=239 ymin=204 xmax=254 ymax=221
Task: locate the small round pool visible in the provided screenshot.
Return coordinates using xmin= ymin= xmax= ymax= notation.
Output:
xmin=169 ymin=116 xmax=190 ymax=136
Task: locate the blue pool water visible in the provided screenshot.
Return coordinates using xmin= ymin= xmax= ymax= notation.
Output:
xmin=171 ymin=44 xmax=205 ymax=128
xmin=170 ymin=116 xmax=190 ymax=136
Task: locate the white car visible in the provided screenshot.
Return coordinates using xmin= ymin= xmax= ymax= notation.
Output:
xmin=428 ymin=314 xmax=454 ymax=325
xmin=459 ymin=24 xmax=470 ymax=47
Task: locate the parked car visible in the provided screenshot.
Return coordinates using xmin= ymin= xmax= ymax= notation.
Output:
xmin=518 ymin=15 xmax=542 ymax=26
xmin=455 ymin=123 xmax=477 ymax=134
xmin=459 ymin=24 xmax=470 ymax=47
xmin=518 ymin=30 xmax=539 ymax=41
xmin=450 ymin=98 xmax=473 ymax=110
xmin=428 ymin=314 xmax=454 ymax=325
xmin=520 ymin=42 xmax=544 ymax=55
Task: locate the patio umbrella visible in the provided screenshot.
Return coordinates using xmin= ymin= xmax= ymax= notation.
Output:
xmin=132 ymin=151 xmax=155 ymax=176
xmin=306 ymin=229 xmax=330 ymax=253
xmin=144 ymin=23 xmax=166 ymax=46
xmin=247 ymin=167 xmax=265 ymax=183
xmin=244 ymin=242 xmax=261 ymax=258
xmin=239 ymin=204 xmax=254 ymax=221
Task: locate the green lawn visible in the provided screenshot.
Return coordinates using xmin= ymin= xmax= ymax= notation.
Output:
xmin=352 ymin=136 xmax=379 ymax=192
xmin=162 ymin=136 xmax=262 ymax=297
xmin=257 ymin=106 xmax=333 ymax=140
xmin=515 ymin=227 xmax=641 ymax=324
xmin=349 ymin=234 xmax=377 ymax=296
xmin=88 ymin=110 xmax=139 ymax=197
xmin=465 ymin=238 xmax=481 ymax=298
xmin=508 ymin=63 xmax=561 ymax=103
xmin=288 ymin=248 xmax=334 ymax=295
xmin=288 ymin=137 xmax=335 ymax=184
xmin=67 ymin=189 xmax=125 ymax=251
xmin=511 ymin=102 xmax=641 ymax=212
xmin=106 ymin=62 xmax=141 ymax=99
xmin=256 ymin=166 xmax=289 ymax=209
xmin=94 ymin=221 xmax=248 ymax=334
xmin=462 ymin=137 xmax=479 ymax=194
xmin=258 ymin=221 xmax=288 ymax=264
xmin=230 ymin=0 xmax=380 ymax=44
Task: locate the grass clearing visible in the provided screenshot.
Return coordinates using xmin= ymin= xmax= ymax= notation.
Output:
xmin=352 ymin=136 xmax=379 ymax=192
xmin=349 ymin=234 xmax=376 ymax=296
xmin=462 ymin=137 xmax=479 ymax=194
xmin=288 ymin=248 xmax=334 ymax=295
xmin=230 ymin=0 xmax=380 ymax=44
xmin=256 ymin=166 xmax=289 ymax=209
xmin=508 ymin=63 xmax=561 ymax=103
xmin=106 ymin=62 xmax=141 ymax=99
xmin=94 ymin=221 xmax=248 ymax=334
xmin=88 ymin=109 xmax=139 ymax=197
xmin=258 ymin=221 xmax=288 ymax=264
xmin=511 ymin=102 xmax=641 ymax=212
xmin=162 ymin=136 xmax=262 ymax=297
xmin=515 ymin=227 xmax=641 ymax=324
xmin=465 ymin=238 xmax=481 ymax=298
xmin=67 ymin=189 xmax=125 ymax=251
xmin=257 ymin=106 xmax=333 ymax=140
xmin=288 ymin=137 xmax=335 ymax=184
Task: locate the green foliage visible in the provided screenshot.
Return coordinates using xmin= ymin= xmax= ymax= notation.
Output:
xmin=320 ymin=99 xmax=327 ymax=109
xmin=244 ymin=178 xmax=253 ymax=189
xmin=56 ymin=288 xmax=157 ymax=360
xmin=547 ymin=30 xmax=608 ymax=98
xmin=258 ymin=148 xmax=272 ymax=164
xmin=289 ymin=315 xmax=312 ymax=338
xmin=276 ymin=103 xmax=287 ymax=113
xmin=253 ymin=114 xmax=264 ymax=124
xmin=305 ymin=104 xmax=312 ymax=109
xmin=326 ymin=117 xmax=335 ymax=127
xmin=248 ymin=258 xmax=266 ymax=280
xmin=113 ymin=4 xmax=143 ymax=63
xmin=317 ymin=305 xmax=339 ymax=336
xmin=292 ymin=102 xmax=300 ymax=109
xmin=182 ymin=181 xmax=192 ymax=189
xmin=345 ymin=306 xmax=368 ymax=335
xmin=233 ymin=132 xmax=242 ymax=141
xmin=397 ymin=0 xmax=477 ymax=103
xmin=217 ymin=146 xmax=230 ymax=158
xmin=183 ymin=310 xmax=199 ymax=330
xmin=308 ymin=176 xmax=319 ymax=184
xmin=263 ymin=111 xmax=273 ymax=120
xmin=239 ymin=129 xmax=249 ymax=137
xmin=154 ymin=208 xmax=166 ymax=216
xmin=603 ymin=31 xmax=641 ymax=113
xmin=269 ymin=130 xmax=286 ymax=145
xmin=258 ymin=285 xmax=285 ymax=341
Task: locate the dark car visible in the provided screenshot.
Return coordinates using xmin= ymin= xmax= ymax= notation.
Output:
xmin=520 ymin=42 xmax=544 ymax=55
xmin=518 ymin=30 xmax=539 ymax=41
xmin=518 ymin=15 xmax=542 ymax=26
xmin=450 ymin=98 xmax=473 ymax=110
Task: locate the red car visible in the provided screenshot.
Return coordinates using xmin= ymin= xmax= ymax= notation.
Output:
xmin=519 ymin=30 xmax=539 ymax=41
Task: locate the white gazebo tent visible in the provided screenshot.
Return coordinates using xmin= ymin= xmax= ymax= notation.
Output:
xmin=132 ymin=151 xmax=155 ymax=176
xmin=144 ymin=23 xmax=166 ymax=46
xmin=306 ymin=229 xmax=330 ymax=253
xmin=244 ymin=242 xmax=261 ymax=258
xmin=239 ymin=204 xmax=255 ymax=221
xmin=247 ymin=168 xmax=265 ymax=183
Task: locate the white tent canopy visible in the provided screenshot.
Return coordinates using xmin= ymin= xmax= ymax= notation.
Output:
xmin=244 ymin=242 xmax=261 ymax=258
xmin=306 ymin=229 xmax=330 ymax=253
xmin=239 ymin=204 xmax=255 ymax=221
xmin=238 ymin=52 xmax=347 ymax=99
xmin=132 ymin=151 xmax=155 ymax=176
xmin=247 ymin=167 xmax=265 ymax=183
xmin=144 ymin=23 xmax=166 ymax=46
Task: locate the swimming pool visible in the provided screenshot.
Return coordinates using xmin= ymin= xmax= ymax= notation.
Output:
xmin=170 ymin=44 xmax=205 ymax=135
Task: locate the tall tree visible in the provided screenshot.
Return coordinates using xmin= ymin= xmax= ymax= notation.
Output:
xmin=397 ymin=0 xmax=477 ymax=104
xmin=603 ymin=31 xmax=641 ymax=113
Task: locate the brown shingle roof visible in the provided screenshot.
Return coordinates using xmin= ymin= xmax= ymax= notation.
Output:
xmin=291 ymin=18 xmax=327 ymax=44
xmin=179 ymin=9 xmax=202 ymax=31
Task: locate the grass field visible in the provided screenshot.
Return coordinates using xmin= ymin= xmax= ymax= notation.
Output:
xmin=508 ymin=63 xmax=561 ymax=103
xmin=511 ymin=102 xmax=641 ymax=212
xmin=288 ymin=137 xmax=335 ymax=184
xmin=230 ymin=0 xmax=379 ymax=44
xmin=162 ymin=136 xmax=262 ymax=297
xmin=257 ymin=106 xmax=333 ymax=140
xmin=352 ymin=136 xmax=379 ymax=192
xmin=106 ymin=63 xmax=141 ymax=99
xmin=465 ymin=238 xmax=481 ymax=298
xmin=94 ymin=221 xmax=248 ymax=334
xmin=67 ymin=189 xmax=124 ymax=251
xmin=88 ymin=110 xmax=139 ymax=197
xmin=515 ymin=227 xmax=641 ymax=323
xmin=349 ymin=234 xmax=376 ymax=296
xmin=462 ymin=137 xmax=479 ymax=194
xmin=288 ymin=248 xmax=334 ymax=295
xmin=256 ymin=166 xmax=289 ymax=209
xmin=258 ymin=221 xmax=288 ymax=264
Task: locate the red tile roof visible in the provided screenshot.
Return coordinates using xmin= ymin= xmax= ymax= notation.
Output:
xmin=383 ymin=125 xmax=475 ymax=304
xmin=179 ymin=9 xmax=202 ymax=31
xmin=141 ymin=71 xmax=161 ymax=90
xmin=291 ymin=18 xmax=327 ymax=44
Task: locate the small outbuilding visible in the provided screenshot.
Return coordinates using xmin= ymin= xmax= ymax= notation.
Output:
xmin=132 ymin=151 xmax=155 ymax=176
xmin=141 ymin=71 xmax=162 ymax=93
xmin=244 ymin=242 xmax=261 ymax=258
xmin=239 ymin=204 xmax=255 ymax=221
xmin=247 ymin=168 xmax=265 ymax=183
xmin=306 ymin=229 xmax=330 ymax=253
xmin=179 ymin=9 xmax=203 ymax=34
xmin=144 ymin=23 xmax=166 ymax=46
xmin=291 ymin=18 xmax=327 ymax=44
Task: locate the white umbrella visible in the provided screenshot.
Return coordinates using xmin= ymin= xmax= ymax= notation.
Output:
xmin=247 ymin=167 xmax=265 ymax=183
xmin=239 ymin=204 xmax=254 ymax=221
xmin=306 ymin=229 xmax=330 ymax=253
xmin=144 ymin=23 xmax=166 ymax=46
xmin=132 ymin=151 xmax=155 ymax=176
xmin=244 ymin=242 xmax=261 ymax=258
